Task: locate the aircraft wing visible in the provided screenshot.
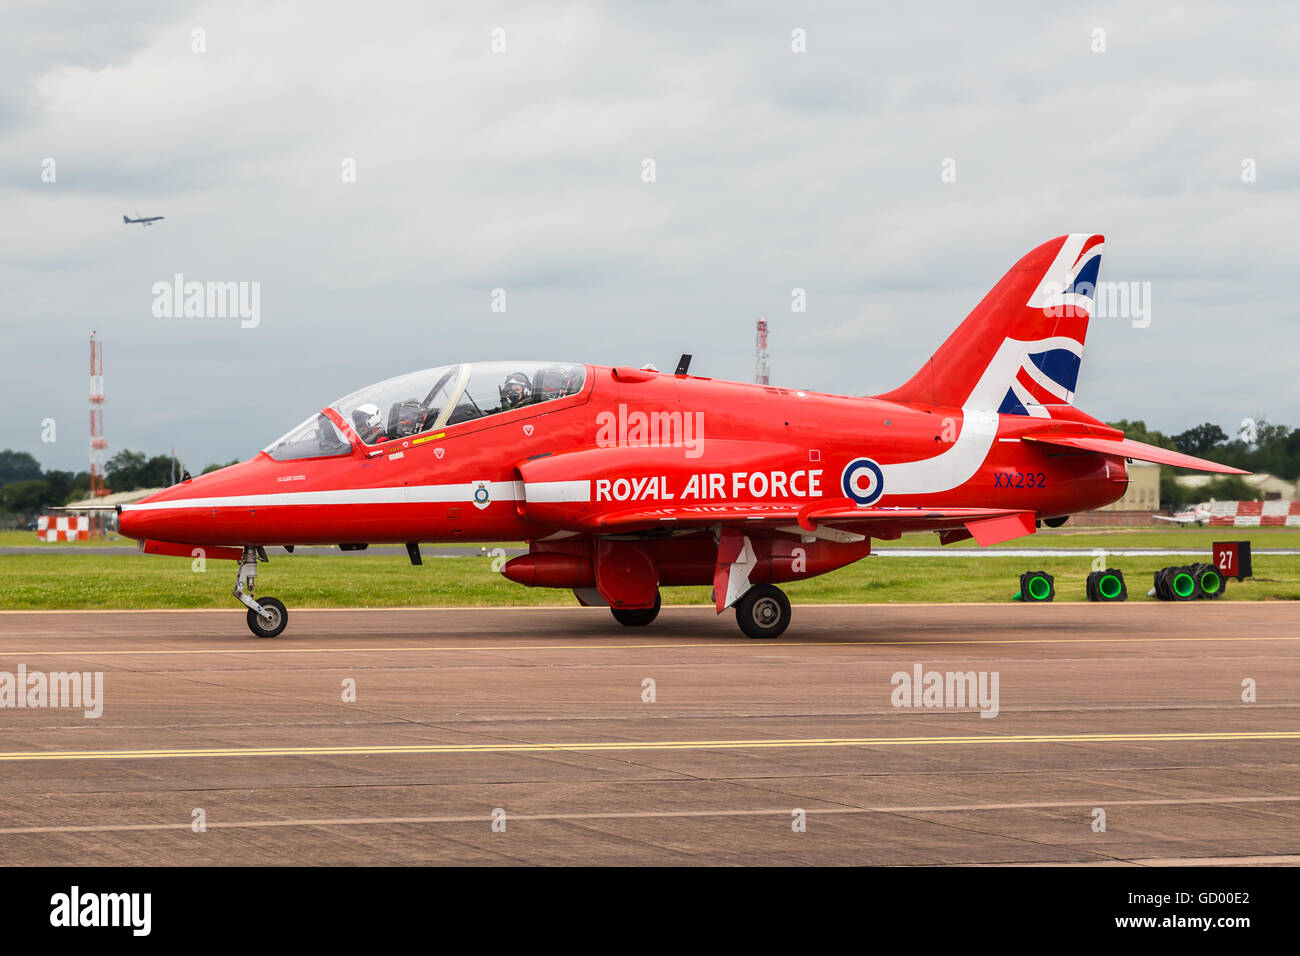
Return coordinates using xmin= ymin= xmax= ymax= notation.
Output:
xmin=1022 ymin=434 xmax=1249 ymax=474
xmin=586 ymin=501 xmax=1038 ymax=546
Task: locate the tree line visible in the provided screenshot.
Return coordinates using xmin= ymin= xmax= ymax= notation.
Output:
xmin=0 ymin=449 xmax=240 ymax=514
xmin=1109 ymin=418 xmax=1296 ymax=508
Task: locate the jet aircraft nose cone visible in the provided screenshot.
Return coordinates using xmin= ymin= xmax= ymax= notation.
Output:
xmin=116 ymin=458 xmax=254 ymax=544
xmin=117 ymin=485 xmax=195 ymax=542
xmin=116 ymin=505 xmax=142 ymax=539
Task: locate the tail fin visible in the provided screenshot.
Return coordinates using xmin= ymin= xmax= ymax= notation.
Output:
xmin=123 ymin=215 xmax=130 ymax=223
xmin=878 ymin=234 xmax=1104 ymax=416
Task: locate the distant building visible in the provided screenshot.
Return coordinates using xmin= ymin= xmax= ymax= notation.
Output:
xmin=1096 ymin=461 xmax=1160 ymax=512
xmin=1176 ymin=472 xmax=1296 ymax=501
xmin=62 ymin=488 xmax=163 ymax=510
xmin=62 ymin=487 xmax=163 ymax=533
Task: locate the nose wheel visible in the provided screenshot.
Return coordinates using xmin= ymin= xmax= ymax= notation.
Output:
xmin=735 ymin=584 xmax=791 ymax=639
xmin=246 ymin=596 xmax=288 ymax=638
xmin=233 ymin=546 xmax=289 ymax=638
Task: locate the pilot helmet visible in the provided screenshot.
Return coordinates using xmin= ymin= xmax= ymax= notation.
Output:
xmin=353 ymin=403 xmax=382 ymax=433
xmin=502 ymin=372 xmax=532 ymax=402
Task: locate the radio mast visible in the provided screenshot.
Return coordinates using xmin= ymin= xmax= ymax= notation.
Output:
xmin=755 ymin=317 xmax=770 ymax=385
xmin=89 ymin=331 xmax=107 ymax=537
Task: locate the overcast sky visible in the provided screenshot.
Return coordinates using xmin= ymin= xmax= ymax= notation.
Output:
xmin=3 ymin=0 xmax=1297 ymax=473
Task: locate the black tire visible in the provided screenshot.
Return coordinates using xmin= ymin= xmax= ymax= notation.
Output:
xmin=1019 ymin=570 xmax=1055 ymax=603
xmin=735 ymin=584 xmax=792 ymax=639
xmin=1086 ymin=568 xmax=1127 ymax=602
xmin=611 ymin=593 xmax=661 ymax=627
xmin=246 ymin=597 xmax=288 ymax=638
xmin=1190 ymin=562 xmax=1226 ymax=599
xmin=1154 ymin=566 xmax=1198 ymax=601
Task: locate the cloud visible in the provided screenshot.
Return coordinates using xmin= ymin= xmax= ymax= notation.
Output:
xmin=1 ymin=0 xmax=1297 ymax=470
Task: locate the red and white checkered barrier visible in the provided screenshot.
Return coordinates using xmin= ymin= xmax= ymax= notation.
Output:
xmin=1207 ymin=500 xmax=1300 ymax=527
xmin=36 ymin=515 xmax=90 ymax=541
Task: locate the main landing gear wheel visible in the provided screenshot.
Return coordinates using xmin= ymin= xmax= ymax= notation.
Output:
xmin=611 ymin=593 xmax=661 ymax=627
xmin=735 ymin=584 xmax=791 ymax=639
xmin=246 ymin=596 xmax=288 ymax=638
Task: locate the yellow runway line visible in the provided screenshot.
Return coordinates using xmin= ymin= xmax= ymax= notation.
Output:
xmin=1 ymin=634 xmax=1299 ymax=656
xmin=3 ymin=729 xmax=1299 ymax=762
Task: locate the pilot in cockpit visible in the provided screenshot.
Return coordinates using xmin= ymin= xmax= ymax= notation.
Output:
xmin=500 ymin=371 xmax=533 ymax=411
xmin=351 ymin=403 xmax=388 ymax=444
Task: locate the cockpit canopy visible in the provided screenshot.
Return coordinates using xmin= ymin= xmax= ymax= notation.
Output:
xmin=263 ymin=361 xmax=586 ymax=461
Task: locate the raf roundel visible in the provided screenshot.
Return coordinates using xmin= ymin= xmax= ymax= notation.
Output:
xmin=841 ymin=457 xmax=885 ymax=506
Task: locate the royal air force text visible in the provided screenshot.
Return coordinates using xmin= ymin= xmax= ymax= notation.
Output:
xmin=594 ymin=470 xmax=824 ymax=503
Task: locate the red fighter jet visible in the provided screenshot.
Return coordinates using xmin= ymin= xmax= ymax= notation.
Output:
xmin=119 ymin=234 xmax=1245 ymax=639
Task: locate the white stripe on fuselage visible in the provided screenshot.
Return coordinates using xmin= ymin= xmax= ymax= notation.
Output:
xmin=120 ymin=481 xmax=562 ymax=511
xmin=879 ymin=408 xmax=1000 ymax=496
xmin=523 ymin=480 xmax=592 ymax=503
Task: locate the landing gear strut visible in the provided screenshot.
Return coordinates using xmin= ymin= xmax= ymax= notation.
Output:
xmin=735 ymin=584 xmax=791 ymax=639
xmin=611 ymin=592 xmax=661 ymax=627
xmin=234 ymin=546 xmax=288 ymax=638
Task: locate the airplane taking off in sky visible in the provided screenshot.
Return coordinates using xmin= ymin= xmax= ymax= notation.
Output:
xmin=123 ymin=214 xmax=164 ymax=226
xmin=118 ymin=234 xmax=1246 ymax=638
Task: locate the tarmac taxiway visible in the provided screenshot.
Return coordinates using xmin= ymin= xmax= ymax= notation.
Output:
xmin=0 ymin=603 xmax=1297 ymax=865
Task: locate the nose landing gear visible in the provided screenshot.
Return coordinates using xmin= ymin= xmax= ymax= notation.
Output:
xmin=234 ymin=546 xmax=288 ymax=638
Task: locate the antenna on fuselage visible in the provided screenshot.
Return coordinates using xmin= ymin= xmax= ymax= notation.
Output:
xmin=675 ymin=354 xmax=692 ymax=376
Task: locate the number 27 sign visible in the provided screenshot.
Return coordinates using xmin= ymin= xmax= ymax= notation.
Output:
xmin=1213 ymin=541 xmax=1253 ymax=580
